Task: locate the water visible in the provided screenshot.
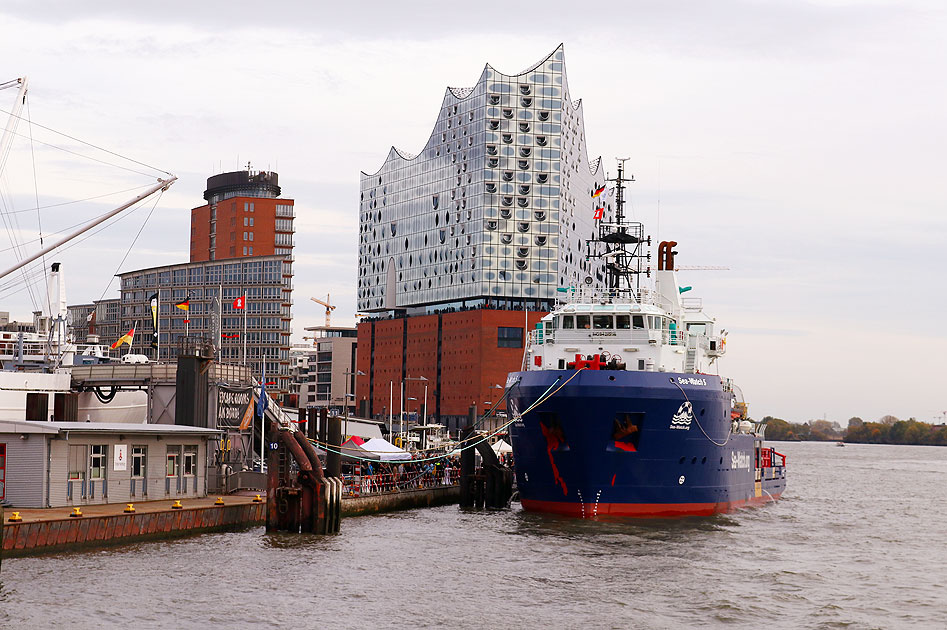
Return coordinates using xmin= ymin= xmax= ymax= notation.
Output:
xmin=2 ymin=442 xmax=945 ymax=629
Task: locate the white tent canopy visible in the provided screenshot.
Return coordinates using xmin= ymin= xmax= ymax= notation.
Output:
xmin=491 ymin=439 xmax=513 ymax=454
xmin=361 ymin=437 xmax=412 ymax=461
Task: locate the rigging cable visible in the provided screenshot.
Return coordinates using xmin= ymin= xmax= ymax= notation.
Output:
xmin=0 ymin=105 xmax=171 ymax=176
xmin=95 ymin=187 xmax=165 ymax=304
xmin=26 ymin=95 xmax=52 ymax=317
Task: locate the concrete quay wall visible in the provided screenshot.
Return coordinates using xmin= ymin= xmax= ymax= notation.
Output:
xmin=2 ymin=502 xmax=265 ymax=559
xmin=1 ymin=486 xmax=460 ymax=558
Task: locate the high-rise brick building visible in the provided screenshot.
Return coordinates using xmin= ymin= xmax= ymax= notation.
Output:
xmin=190 ymin=169 xmax=295 ymax=263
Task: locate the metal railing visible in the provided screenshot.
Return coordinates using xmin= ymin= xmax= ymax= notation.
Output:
xmin=341 ymin=468 xmax=459 ymax=497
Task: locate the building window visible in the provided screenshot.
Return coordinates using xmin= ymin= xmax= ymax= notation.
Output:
xmin=167 ymin=448 xmax=180 ymax=477
xmin=248 ymin=246 xmax=253 ymax=255
xmin=243 ymin=246 xmax=248 ymax=255
xmin=68 ymin=445 xmax=86 ymax=481
xmin=183 ymin=446 xmax=198 ymax=476
xmin=89 ymin=445 xmax=107 ymax=479
xmin=244 ymin=217 xmax=248 ymax=226
xmin=249 ymin=218 xmax=254 ymax=227
xmin=249 ymin=232 xmax=254 ymax=241
xmin=498 ymin=327 xmax=523 ymax=348
xmin=250 ymin=203 xmax=255 ymax=212
xmin=132 ymin=446 xmax=147 ymax=478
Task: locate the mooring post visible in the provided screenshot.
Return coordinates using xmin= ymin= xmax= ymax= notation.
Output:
xmin=297 ymin=408 xmax=307 ymax=435
xmin=319 ymin=408 xmax=328 ymax=455
xmin=327 ymin=415 xmax=342 ymax=479
xmin=265 ymin=421 xmax=280 ymax=532
xmin=308 ymin=407 xmax=318 ymax=441
xmin=459 ymin=424 xmax=475 ymax=508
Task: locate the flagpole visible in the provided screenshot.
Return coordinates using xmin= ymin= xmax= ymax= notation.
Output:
xmin=217 ymin=282 xmax=222 ymax=362
xmin=156 ymin=289 xmax=160 ymax=362
xmin=242 ymin=292 xmax=247 ymax=367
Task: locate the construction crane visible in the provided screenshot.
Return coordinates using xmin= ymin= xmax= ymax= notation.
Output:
xmin=310 ymin=294 xmax=337 ymax=327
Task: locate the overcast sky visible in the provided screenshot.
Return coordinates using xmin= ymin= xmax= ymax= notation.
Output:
xmin=0 ymin=1 xmax=945 ymax=424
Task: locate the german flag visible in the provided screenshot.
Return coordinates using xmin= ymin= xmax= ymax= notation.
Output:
xmin=111 ymin=326 xmax=136 ymax=349
xmin=174 ymin=299 xmax=189 ymax=311
xmin=591 ymin=185 xmax=606 ymax=198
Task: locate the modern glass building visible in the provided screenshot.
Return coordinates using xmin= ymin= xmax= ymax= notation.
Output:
xmin=358 ymin=44 xmax=611 ymax=314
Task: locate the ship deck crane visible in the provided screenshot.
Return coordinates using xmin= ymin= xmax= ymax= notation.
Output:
xmin=310 ymin=294 xmax=337 ymax=327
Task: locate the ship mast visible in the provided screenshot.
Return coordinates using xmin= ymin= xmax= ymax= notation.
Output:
xmin=585 ymin=158 xmax=650 ymax=294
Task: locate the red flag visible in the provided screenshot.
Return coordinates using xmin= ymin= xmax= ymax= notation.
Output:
xmin=593 ymin=207 xmax=604 ymax=220
xmin=233 ymin=295 xmax=246 ymax=309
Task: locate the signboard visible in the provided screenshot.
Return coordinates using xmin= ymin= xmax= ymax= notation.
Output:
xmin=114 ymin=444 xmax=127 ymax=471
xmin=217 ymin=387 xmax=253 ymax=428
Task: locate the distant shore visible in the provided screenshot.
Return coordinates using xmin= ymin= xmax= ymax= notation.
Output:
xmin=762 ymin=416 xmax=947 ymax=446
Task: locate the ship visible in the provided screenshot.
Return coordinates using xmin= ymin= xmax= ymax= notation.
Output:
xmin=505 ymin=160 xmax=786 ymax=518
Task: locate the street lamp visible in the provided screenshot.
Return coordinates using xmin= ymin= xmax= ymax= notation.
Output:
xmin=343 ymin=369 xmax=365 ymax=439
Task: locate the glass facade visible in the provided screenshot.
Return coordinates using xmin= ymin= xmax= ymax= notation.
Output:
xmin=358 ymin=45 xmax=612 ymax=312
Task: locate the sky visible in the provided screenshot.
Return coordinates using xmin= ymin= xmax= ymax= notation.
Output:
xmin=0 ymin=0 xmax=945 ymax=424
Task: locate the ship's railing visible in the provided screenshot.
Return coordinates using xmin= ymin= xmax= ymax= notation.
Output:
xmin=530 ymin=328 xmax=685 ymax=347
xmin=760 ymin=447 xmax=786 ymax=468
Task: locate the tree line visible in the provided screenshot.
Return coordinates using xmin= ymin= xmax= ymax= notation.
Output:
xmin=761 ymin=415 xmax=947 ymax=446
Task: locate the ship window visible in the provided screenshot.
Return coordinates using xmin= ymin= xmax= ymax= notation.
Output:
xmin=616 ymin=315 xmax=631 ymax=329
xmin=561 ymin=315 xmax=574 ymax=329
xmin=687 ymin=323 xmax=707 ymax=334
xmin=576 ymin=315 xmax=590 ymax=329
xmin=593 ymin=315 xmax=613 ymax=329
xmin=633 ymin=315 xmax=645 ymax=329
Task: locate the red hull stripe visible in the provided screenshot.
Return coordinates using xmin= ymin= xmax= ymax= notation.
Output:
xmin=521 ymin=493 xmax=783 ymax=518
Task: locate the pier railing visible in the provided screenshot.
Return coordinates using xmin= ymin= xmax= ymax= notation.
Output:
xmin=341 ymin=469 xmax=459 ymax=497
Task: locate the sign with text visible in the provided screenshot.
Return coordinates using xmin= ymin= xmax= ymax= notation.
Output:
xmin=217 ymin=387 xmax=253 ymax=428
xmin=114 ymin=444 xmax=127 ymax=471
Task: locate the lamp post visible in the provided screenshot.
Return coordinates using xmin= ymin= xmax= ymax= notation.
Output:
xmin=342 ymin=369 xmax=365 ymax=439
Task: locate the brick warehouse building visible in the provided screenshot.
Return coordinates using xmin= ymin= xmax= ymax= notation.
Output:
xmin=356 ymin=310 xmax=545 ymax=430
xmin=355 ymin=46 xmax=610 ymax=431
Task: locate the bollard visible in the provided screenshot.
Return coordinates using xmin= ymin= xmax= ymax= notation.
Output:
xmin=326 ymin=415 xmax=342 ymax=479
xmin=8 ymin=511 xmax=22 ymax=522
xmin=253 ymin=494 xmax=264 ymax=503
xmin=459 ymin=425 xmax=476 ymax=508
xmin=171 ymin=500 xmax=183 ymax=509
xmin=214 ymin=497 xmax=225 ymax=506
xmin=124 ymin=504 xmax=136 ymax=513
xmin=69 ymin=507 xmax=83 ymax=517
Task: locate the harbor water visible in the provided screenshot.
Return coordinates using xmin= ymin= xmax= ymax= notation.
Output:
xmin=2 ymin=441 xmax=945 ymax=629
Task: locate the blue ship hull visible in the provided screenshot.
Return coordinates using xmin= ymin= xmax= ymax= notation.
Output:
xmin=507 ymin=369 xmax=787 ymax=518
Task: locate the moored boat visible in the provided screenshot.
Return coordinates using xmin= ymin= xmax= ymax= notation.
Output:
xmin=505 ymin=160 xmax=786 ymax=518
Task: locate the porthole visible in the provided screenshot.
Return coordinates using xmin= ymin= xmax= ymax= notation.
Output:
xmin=691 ymin=457 xmax=697 ymax=464
xmin=679 ymin=457 xmax=686 ymax=464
